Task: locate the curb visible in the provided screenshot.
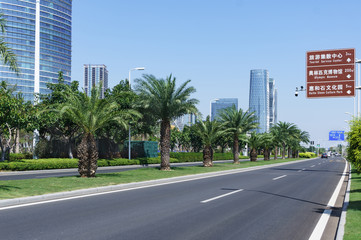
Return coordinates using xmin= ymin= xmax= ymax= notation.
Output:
xmin=335 ymin=162 xmax=352 ymax=240
xmin=0 ymin=158 xmax=316 ymax=209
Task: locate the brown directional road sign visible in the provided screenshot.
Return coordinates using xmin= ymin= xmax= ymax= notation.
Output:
xmin=306 ymin=48 xmax=355 ymax=98
xmin=307 ymin=49 xmax=355 ymax=66
xmin=307 ymin=64 xmax=354 ymax=83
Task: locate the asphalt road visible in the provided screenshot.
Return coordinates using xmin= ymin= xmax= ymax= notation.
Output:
xmin=0 ymin=160 xmax=236 ymax=180
xmin=0 ymin=157 xmax=345 ymax=240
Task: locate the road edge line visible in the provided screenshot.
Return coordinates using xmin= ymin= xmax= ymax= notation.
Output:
xmin=335 ymin=162 xmax=351 ymax=240
xmin=308 ymin=159 xmax=348 ymax=240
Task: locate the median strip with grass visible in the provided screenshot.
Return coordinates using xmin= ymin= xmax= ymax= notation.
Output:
xmin=0 ymin=158 xmax=305 ymax=200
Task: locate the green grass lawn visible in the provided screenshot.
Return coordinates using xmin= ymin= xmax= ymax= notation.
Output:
xmin=344 ymin=169 xmax=361 ymax=240
xmin=0 ymin=158 xmax=305 ymax=200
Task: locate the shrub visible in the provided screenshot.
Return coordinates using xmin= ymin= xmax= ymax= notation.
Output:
xmin=0 ymin=157 xmax=179 ymax=171
xmin=9 ymin=153 xmax=33 ymax=161
xmin=170 ymin=152 xmax=236 ymax=162
xmin=299 ymin=152 xmax=317 ymax=158
xmin=0 ymin=158 xmax=78 ymax=171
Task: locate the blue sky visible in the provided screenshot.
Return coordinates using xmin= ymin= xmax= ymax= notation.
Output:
xmin=72 ymin=0 xmax=361 ymax=148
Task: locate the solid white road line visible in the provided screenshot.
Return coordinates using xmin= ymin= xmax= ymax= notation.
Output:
xmin=272 ymin=175 xmax=287 ymax=181
xmin=308 ymin=160 xmax=347 ymax=240
xmin=201 ymin=189 xmax=243 ymax=203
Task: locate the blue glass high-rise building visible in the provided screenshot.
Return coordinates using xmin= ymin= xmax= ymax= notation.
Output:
xmin=210 ymin=98 xmax=238 ymax=121
xmin=249 ymin=69 xmax=269 ymax=133
xmin=0 ymin=0 xmax=72 ymax=101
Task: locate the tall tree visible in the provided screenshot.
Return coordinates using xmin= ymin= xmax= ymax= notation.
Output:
xmin=346 ymin=119 xmax=361 ymax=172
xmin=0 ymin=13 xmax=18 ymax=73
xmin=271 ymin=122 xmax=298 ymax=159
xmin=193 ymin=116 xmax=223 ymax=167
xmin=291 ymin=129 xmax=310 ymax=158
xmin=56 ymin=83 xmax=140 ymax=177
xmin=0 ymin=82 xmax=34 ymax=161
xmin=37 ymin=72 xmax=80 ymax=158
xmin=260 ymin=132 xmax=274 ymax=161
xmin=248 ymin=132 xmax=262 ymax=162
xmin=218 ymin=105 xmax=258 ymax=164
xmin=270 ymin=126 xmax=281 ymax=160
xmin=135 ymin=74 xmax=198 ymax=170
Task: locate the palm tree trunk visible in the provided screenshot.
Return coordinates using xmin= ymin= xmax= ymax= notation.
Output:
xmin=203 ymin=145 xmax=213 ymax=167
xmin=282 ymin=144 xmax=286 ymax=159
xmin=288 ymin=147 xmax=291 ymax=158
xmin=292 ymin=149 xmax=296 ymax=158
xmin=68 ymin=136 xmax=73 ymax=159
xmin=77 ymin=133 xmax=98 ymax=177
xmin=233 ymin=136 xmax=239 ymax=164
xmin=250 ymin=148 xmax=257 ymax=161
xmin=160 ymin=120 xmax=171 ymax=171
xmin=274 ymin=146 xmax=278 ymax=160
xmin=264 ymin=148 xmax=270 ymax=161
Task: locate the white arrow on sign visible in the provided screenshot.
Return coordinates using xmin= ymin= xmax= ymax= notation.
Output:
xmin=347 ymin=90 xmax=352 ymax=94
xmin=347 ymin=74 xmax=352 ymax=79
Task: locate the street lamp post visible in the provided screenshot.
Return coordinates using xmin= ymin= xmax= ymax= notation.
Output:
xmin=128 ymin=67 xmax=145 ymax=160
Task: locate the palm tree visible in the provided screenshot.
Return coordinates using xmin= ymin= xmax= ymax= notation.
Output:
xmin=218 ymin=105 xmax=258 ymax=164
xmin=291 ymin=129 xmax=310 ymax=158
xmin=193 ymin=116 xmax=223 ymax=167
xmin=271 ymin=122 xmax=298 ymax=159
xmin=248 ymin=132 xmax=262 ymax=162
xmin=135 ymin=74 xmax=198 ymax=170
xmin=270 ymin=127 xmax=281 ymax=160
xmin=260 ymin=132 xmax=274 ymax=160
xmin=57 ymin=83 xmax=140 ymax=177
xmin=0 ymin=13 xmax=18 ymax=73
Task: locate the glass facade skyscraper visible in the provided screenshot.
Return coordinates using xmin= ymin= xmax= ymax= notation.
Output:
xmin=249 ymin=69 xmax=269 ymax=133
xmin=210 ymin=98 xmax=238 ymax=121
xmin=0 ymin=0 xmax=72 ymax=101
xmin=269 ymin=78 xmax=277 ymax=129
xmin=84 ymin=64 xmax=108 ymax=99
xmin=173 ymin=113 xmax=197 ymax=131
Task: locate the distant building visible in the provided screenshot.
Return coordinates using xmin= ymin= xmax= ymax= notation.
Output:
xmin=210 ymin=98 xmax=238 ymax=121
xmin=269 ymin=78 xmax=278 ymax=128
xmin=0 ymin=0 xmax=72 ymax=102
xmin=249 ymin=69 xmax=269 ymax=133
xmin=84 ymin=64 xmax=108 ymax=99
xmin=174 ymin=113 xmax=197 ymax=131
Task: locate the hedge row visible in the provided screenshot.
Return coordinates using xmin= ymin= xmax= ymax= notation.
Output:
xmin=0 ymin=152 xmax=251 ymax=171
xmin=169 ymin=152 xmax=248 ymax=162
xmin=0 ymin=157 xmax=178 ymax=171
xmin=299 ymin=152 xmax=317 ymax=158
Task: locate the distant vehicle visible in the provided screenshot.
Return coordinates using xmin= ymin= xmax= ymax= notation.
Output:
xmin=321 ymin=153 xmax=328 ymax=158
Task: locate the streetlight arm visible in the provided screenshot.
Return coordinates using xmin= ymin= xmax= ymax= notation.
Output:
xmin=128 ymin=67 xmax=145 ymax=87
